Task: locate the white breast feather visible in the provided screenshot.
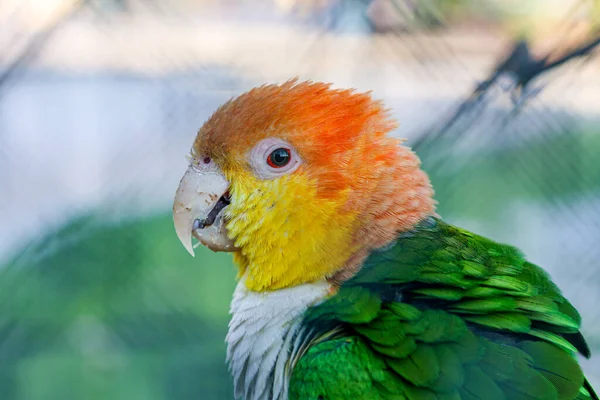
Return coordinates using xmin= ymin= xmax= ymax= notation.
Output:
xmin=226 ymin=278 xmax=331 ymax=400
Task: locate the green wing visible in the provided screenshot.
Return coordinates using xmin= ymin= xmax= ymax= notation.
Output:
xmin=289 ymin=217 xmax=596 ymax=400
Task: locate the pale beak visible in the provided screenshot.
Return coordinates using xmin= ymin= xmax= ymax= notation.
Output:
xmin=173 ymin=164 xmax=237 ymax=256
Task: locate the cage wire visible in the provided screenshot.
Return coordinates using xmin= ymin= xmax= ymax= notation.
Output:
xmin=0 ymin=0 xmax=599 ymax=398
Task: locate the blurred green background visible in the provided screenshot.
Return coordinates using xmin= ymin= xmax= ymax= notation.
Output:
xmin=0 ymin=0 xmax=599 ymax=398
xmin=2 ymin=129 xmax=599 ymax=399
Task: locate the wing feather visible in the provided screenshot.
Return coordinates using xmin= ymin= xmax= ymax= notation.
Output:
xmin=289 ymin=218 xmax=596 ymax=400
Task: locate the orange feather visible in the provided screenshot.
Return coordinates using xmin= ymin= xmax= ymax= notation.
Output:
xmin=193 ymin=79 xmax=436 ymax=289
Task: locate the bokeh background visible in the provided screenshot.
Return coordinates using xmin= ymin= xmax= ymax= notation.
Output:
xmin=1 ymin=0 xmax=599 ymax=398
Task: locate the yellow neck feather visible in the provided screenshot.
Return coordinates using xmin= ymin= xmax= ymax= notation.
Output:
xmin=225 ymin=172 xmax=359 ymax=292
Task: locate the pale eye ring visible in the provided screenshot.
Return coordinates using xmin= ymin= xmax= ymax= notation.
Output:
xmin=249 ymin=138 xmax=302 ymax=179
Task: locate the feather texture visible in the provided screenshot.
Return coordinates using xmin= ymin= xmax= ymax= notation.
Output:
xmin=289 ymin=217 xmax=596 ymax=400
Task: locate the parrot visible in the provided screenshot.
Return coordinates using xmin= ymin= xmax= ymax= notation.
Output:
xmin=172 ymin=79 xmax=597 ymax=400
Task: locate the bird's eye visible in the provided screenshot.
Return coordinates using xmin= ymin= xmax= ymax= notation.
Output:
xmin=267 ymin=148 xmax=291 ymax=168
xmin=249 ymin=138 xmax=302 ymax=179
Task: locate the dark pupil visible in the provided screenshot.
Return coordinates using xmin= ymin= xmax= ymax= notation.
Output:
xmin=270 ymin=148 xmax=290 ymax=167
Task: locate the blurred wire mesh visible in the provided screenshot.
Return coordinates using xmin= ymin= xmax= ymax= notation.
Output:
xmin=0 ymin=0 xmax=599 ymax=398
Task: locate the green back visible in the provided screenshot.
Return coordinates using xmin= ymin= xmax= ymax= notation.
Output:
xmin=289 ymin=217 xmax=596 ymax=400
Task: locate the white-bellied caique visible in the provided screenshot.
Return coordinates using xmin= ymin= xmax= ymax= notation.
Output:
xmin=172 ymin=80 xmax=597 ymax=400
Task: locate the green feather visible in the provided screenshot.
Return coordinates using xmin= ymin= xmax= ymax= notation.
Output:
xmin=450 ymin=297 xmax=519 ymax=313
xmin=410 ymin=287 xmax=465 ymax=301
xmin=479 ymin=340 xmax=533 ymax=383
xmin=417 ymin=272 xmax=475 ymax=288
xmin=522 ymin=341 xmax=584 ymax=400
xmin=430 ymin=345 xmax=465 ymax=392
xmin=529 ymin=311 xmax=580 ymax=331
xmin=482 ymin=276 xmax=532 ymax=293
xmin=463 ymin=312 xmax=532 ymax=333
xmin=527 ymin=329 xmax=579 ymax=354
xmin=460 ymin=366 xmax=505 ymax=400
xmin=386 ymin=345 xmax=440 ymax=387
xmin=463 ymin=286 xmax=508 ymax=298
xmin=354 ymin=321 xmax=406 ymax=347
xmin=371 ymin=338 xmax=417 ymax=359
xmin=460 ymin=260 xmax=490 ymax=278
xmin=306 ymin=286 xmax=382 ymax=324
xmin=385 ymin=302 xmax=422 ymax=321
xmin=416 ymin=311 xmax=468 ymax=343
xmin=448 ymin=330 xmax=482 ymax=363
xmin=517 ymin=296 xmax=560 ymax=313
xmin=493 ymin=263 xmax=522 ymax=276
xmin=403 ymin=385 xmax=438 ymax=400
xmin=498 ymin=372 xmax=559 ymax=400
xmin=427 ymin=260 xmax=462 ymax=273
xmin=289 ymin=218 xmax=595 ymax=400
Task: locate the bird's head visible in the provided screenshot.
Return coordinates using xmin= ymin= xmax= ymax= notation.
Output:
xmin=173 ymin=80 xmax=435 ymax=291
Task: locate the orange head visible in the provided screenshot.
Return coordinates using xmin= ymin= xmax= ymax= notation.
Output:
xmin=173 ymin=79 xmax=435 ymax=291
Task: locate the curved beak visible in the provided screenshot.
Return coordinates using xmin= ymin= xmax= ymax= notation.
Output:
xmin=173 ymin=165 xmax=236 ymax=256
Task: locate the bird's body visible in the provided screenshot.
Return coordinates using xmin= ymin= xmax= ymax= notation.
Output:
xmin=172 ymin=80 xmax=596 ymax=400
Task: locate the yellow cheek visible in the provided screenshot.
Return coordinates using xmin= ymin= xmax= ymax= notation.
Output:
xmin=224 ymin=171 xmax=359 ymax=291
